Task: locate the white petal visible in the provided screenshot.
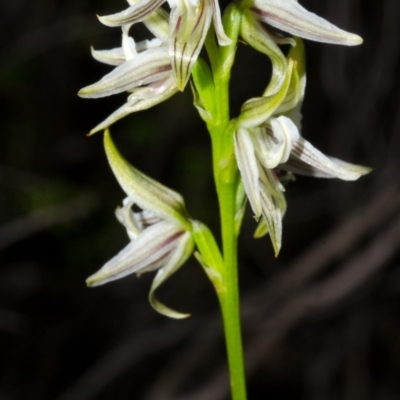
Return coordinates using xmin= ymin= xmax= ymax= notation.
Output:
xmin=234 ymin=128 xmax=262 ymax=218
xmin=258 ymin=168 xmax=286 ymax=256
xmin=210 ymin=0 xmax=232 ymax=46
xmin=256 ymin=116 xmax=299 ymax=168
xmin=78 ymin=47 xmax=171 ymax=99
xmin=86 ymin=221 xmax=184 ymax=286
xmin=89 ymin=76 xmax=178 ymax=134
xmin=91 ymin=47 xmax=126 ymax=66
xmin=169 ymin=0 xmax=212 ymax=90
xmin=289 ymin=138 xmax=372 ymax=180
xmin=149 ymin=231 xmax=194 ymax=318
xmin=122 ymin=24 xmax=137 ymax=60
xmin=250 ymin=0 xmax=363 ymax=46
xmin=98 ymin=0 xmax=166 ymax=27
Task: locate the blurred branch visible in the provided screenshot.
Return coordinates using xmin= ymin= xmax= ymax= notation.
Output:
xmin=180 ymin=206 xmax=400 ymax=400
xmin=56 ymin=319 xmax=201 ymax=400
xmin=0 ymin=193 xmax=99 ymax=250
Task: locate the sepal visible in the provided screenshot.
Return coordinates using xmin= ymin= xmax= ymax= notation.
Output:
xmin=104 ymin=130 xmax=190 ymax=227
xmin=86 ymin=221 xmax=185 ymax=286
xmin=237 ymin=59 xmax=293 ymax=129
xmin=78 ymin=47 xmax=171 ymax=99
xmin=98 ymin=0 xmax=166 ymax=27
xmin=89 ymin=76 xmax=178 ymax=134
xmin=247 ymin=0 xmax=363 ymax=46
xmin=169 ymin=0 xmax=212 ymax=91
xmin=240 ymin=11 xmax=287 ymax=97
xmin=149 ymin=231 xmax=194 ymax=318
xmin=283 ymin=138 xmax=372 ymax=180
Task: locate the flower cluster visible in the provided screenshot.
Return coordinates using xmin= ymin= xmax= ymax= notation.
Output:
xmin=81 ymin=0 xmax=369 ymax=315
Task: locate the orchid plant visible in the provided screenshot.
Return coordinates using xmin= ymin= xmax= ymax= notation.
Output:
xmin=79 ymin=0 xmax=369 ymax=398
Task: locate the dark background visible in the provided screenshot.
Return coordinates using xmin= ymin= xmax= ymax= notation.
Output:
xmin=1 ymin=0 xmax=400 ymax=399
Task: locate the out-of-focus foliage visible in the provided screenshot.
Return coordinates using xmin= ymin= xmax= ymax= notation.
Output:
xmin=1 ymin=0 xmax=400 ymax=399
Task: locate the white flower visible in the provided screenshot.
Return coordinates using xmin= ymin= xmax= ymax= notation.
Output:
xmin=96 ymin=0 xmax=232 ymax=90
xmin=234 ymin=48 xmax=371 ymax=255
xmin=79 ymin=11 xmax=179 ymax=134
xmin=86 ymin=130 xmax=194 ymax=319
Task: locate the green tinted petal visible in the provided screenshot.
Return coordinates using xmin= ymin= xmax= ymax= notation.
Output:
xmin=149 ymin=232 xmax=194 ymax=318
xmin=241 ymin=11 xmax=287 ymax=97
xmin=104 ymin=130 xmax=190 ymax=226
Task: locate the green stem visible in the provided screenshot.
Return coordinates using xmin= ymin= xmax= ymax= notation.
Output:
xmin=204 ymin=15 xmax=247 ymax=398
xmin=216 ymin=171 xmax=247 ymax=400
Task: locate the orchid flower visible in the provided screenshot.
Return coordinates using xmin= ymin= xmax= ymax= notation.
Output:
xmin=234 ymin=41 xmax=371 ymax=255
xmin=86 ymin=130 xmax=194 ymax=318
xmin=97 ymin=0 xmax=232 ymax=91
xmin=79 ymin=10 xmax=179 ymax=134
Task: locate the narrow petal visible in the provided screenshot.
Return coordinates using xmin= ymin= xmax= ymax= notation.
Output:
xmin=241 ymin=11 xmax=287 ymax=97
xmin=249 ymin=0 xmax=363 ymax=46
xmin=86 ymin=221 xmax=184 ymax=286
xmin=169 ymin=0 xmax=212 ymax=90
xmin=98 ymin=0 xmax=166 ymax=27
xmin=89 ymin=76 xmax=178 ymax=134
xmin=210 ymin=0 xmax=233 ymax=46
xmin=254 ymin=116 xmax=300 ymax=169
xmin=235 ymin=180 xmax=247 ymax=236
xmin=234 ymin=128 xmax=262 ymax=218
xmin=78 ymin=47 xmax=171 ymax=99
xmin=238 ymin=59 xmax=293 ymax=129
xmin=104 ymin=131 xmax=191 ymax=226
xmin=286 ymin=137 xmax=372 ymax=180
xmin=258 ymin=168 xmax=286 ymax=256
xmin=91 ymin=47 xmax=126 ymax=66
xmin=115 ymin=197 xmax=142 ymax=240
xmin=149 ymin=231 xmax=194 ymax=318
xmin=254 ymin=218 xmax=268 ymax=238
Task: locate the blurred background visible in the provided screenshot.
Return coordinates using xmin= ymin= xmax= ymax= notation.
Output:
xmin=1 ymin=0 xmax=400 ymax=399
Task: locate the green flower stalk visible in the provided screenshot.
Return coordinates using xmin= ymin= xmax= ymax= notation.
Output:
xmin=79 ymin=1 xmax=369 ymax=399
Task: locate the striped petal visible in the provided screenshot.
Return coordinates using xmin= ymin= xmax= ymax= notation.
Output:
xmin=258 ymin=168 xmax=286 ymax=256
xmin=149 ymin=231 xmax=194 ymax=318
xmin=98 ymin=0 xmax=166 ymax=27
xmin=169 ymin=0 xmax=212 ymax=90
xmin=284 ymin=137 xmax=372 ymax=180
xmin=89 ymin=75 xmax=178 ymax=134
xmin=86 ymin=221 xmax=184 ymax=286
xmin=78 ymin=47 xmax=171 ymax=98
xmin=241 ymin=11 xmax=287 ymax=97
xmin=248 ymin=0 xmax=362 ymax=46
xmin=238 ymin=59 xmax=293 ymax=128
xmin=234 ymin=128 xmax=262 ymax=218
xmin=104 ymin=131 xmax=190 ymax=226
